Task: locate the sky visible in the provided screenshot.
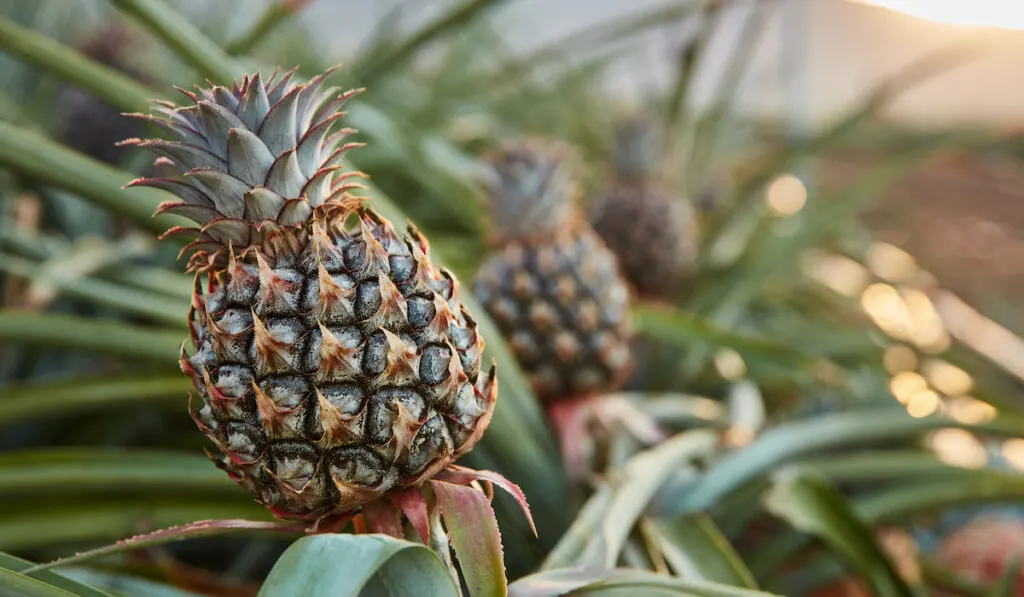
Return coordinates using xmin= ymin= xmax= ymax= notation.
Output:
xmin=856 ymin=0 xmax=1024 ymax=30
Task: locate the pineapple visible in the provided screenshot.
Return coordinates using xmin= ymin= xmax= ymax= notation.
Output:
xmin=473 ymin=138 xmax=634 ymax=404
xmin=588 ymin=116 xmax=698 ymax=299
xmin=57 ymin=22 xmax=151 ymax=166
xmin=127 ymin=68 xmax=497 ymax=525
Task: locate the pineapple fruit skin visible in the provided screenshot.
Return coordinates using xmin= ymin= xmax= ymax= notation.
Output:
xmin=132 ymin=69 xmax=495 ymax=523
xmin=474 ymin=139 xmax=633 ymax=403
xmin=589 ymin=116 xmax=698 ymax=298
xmin=589 ymin=183 xmax=698 ymax=298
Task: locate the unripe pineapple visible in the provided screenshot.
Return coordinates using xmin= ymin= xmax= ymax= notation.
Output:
xmin=57 ymin=22 xmax=151 ymax=166
xmin=589 ymin=116 xmax=698 ymax=299
xmin=128 ymin=68 xmax=496 ymax=524
xmin=473 ymin=139 xmax=633 ymax=403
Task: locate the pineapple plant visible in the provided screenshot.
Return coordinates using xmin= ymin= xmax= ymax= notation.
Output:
xmin=126 ymin=67 xmax=500 ymax=525
xmin=56 ymin=21 xmax=152 ymax=166
xmin=473 ymin=138 xmax=654 ymax=476
xmin=588 ymin=115 xmax=699 ymax=300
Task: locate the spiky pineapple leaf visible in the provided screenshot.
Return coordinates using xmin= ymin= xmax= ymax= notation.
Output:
xmin=0 ymin=121 xmax=184 ymax=233
xmin=509 ymin=567 xmax=782 ymax=597
xmin=0 ymin=252 xmax=188 ymax=326
xmin=0 ymin=312 xmax=181 ymax=361
xmin=643 ymin=514 xmax=759 ymax=589
xmin=57 ymin=569 xmax=206 ymax=597
xmin=0 ymin=15 xmax=152 ymax=113
xmin=258 ymin=534 xmax=460 ymax=597
xmin=25 ymin=519 xmax=302 ymax=573
xmin=432 ymin=480 xmax=507 ymax=597
xmin=542 ymin=430 xmax=718 ymax=571
xmin=671 ymin=408 xmax=1024 ymax=515
xmin=765 ymin=470 xmax=915 ymax=597
xmin=110 ymin=0 xmax=246 ymax=83
xmin=0 ymin=568 xmax=81 ymax=597
xmin=0 ymin=449 xmax=242 ymax=497
xmin=0 ymin=374 xmax=190 ymax=426
xmin=0 ymin=552 xmax=114 ymax=597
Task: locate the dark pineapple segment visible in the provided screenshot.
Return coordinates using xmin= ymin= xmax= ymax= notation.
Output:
xmin=184 ymin=210 xmax=493 ymax=521
xmin=475 ymin=227 xmax=631 ymax=402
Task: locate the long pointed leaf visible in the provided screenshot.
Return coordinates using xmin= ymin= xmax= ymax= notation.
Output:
xmin=0 ymin=312 xmax=182 ymax=362
xmin=110 ymin=0 xmax=246 ymax=83
xmin=644 ymin=514 xmax=758 ymax=589
xmin=0 ymin=121 xmax=184 ymax=232
xmin=433 ymin=480 xmax=507 ymax=597
xmin=0 ymin=374 xmax=189 ymax=425
xmin=764 ymin=471 xmax=915 ymax=597
xmin=258 ymin=534 xmax=459 ymax=597
xmin=0 ymin=553 xmax=114 ymax=597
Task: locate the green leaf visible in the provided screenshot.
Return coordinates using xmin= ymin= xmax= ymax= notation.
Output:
xmin=0 ymin=449 xmax=241 ymax=497
xmin=673 ymin=408 xmax=1010 ymax=514
xmin=355 ymin=0 xmax=506 ymax=85
xmin=258 ymin=534 xmax=460 ymax=597
xmin=58 ymin=569 xmax=205 ymax=597
xmin=224 ymin=0 xmax=310 ymax=56
xmin=543 ymin=430 xmax=718 ymax=571
xmin=0 ymin=553 xmax=114 ymax=597
xmin=27 ymin=519 xmax=300 ymax=573
xmin=110 ymin=0 xmax=246 ymax=83
xmin=644 ymin=514 xmax=759 ymax=589
xmin=0 ymin=312 xmax=182 ymax=362
xmin=855 ymin=469 xmax=1024 ymax=522
xmin=510 ymin=568 xmax=781 ymax=597
xmin=0 ymin=500 xmax=273 ymax=551
xmin=0 ymin=374 xmax=190 ymax=426
xmin=0 ymin=121 xmax=185 ymax=233
xmin=633 ymin=304 xmax=818 ymax=368
xmin=0 ymin=252 xmax=188 ymax=327
xmin=0 ymin=15 xmax=152 ymax=113
xmin=764 ymin=470 xmax=915 ymax=597
xmin=432 ymin=480 xmax=507 ymax=597
xmin=0 ymin=568 xmax=79 ymax=597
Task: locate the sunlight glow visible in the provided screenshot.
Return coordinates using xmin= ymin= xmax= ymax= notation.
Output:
xmin=856 ymin=0 xmax=1024 ymax=31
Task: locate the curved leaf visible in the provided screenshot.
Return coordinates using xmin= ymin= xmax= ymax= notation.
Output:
xmin=543 ymin=430 xmax=718 ymax=571
xmin=0 ymin=121 xmax=183 ymax=233
xmin=0 ymin=500 xmax=273 ymax=551
xmin=0 ymin=568 xmax=79 ymax=597
xmin=673 ymin=409 xmax=1023 ymax=514
xmin=59 ymin=569 xmax=205 ymax=597
xmin=0 ymin=553 xmax=114 ymax=597
xmin=764 ymin=470 xmax=915 ymax=597
xmin=0 ymin=449 xmax=241 ymax=497
xmin=0 ymin=374 xmax=190 ymax=426
xmin=432 ymin=480 xmax=506 ymax=597
xmin=110 ymin=0 xmax=245 ymax=83
xmin=258 ymin=534 xmax=460 ymax=597
xmin=510 ymin=568 xmax=781 ymax=597
xmin=643 ymin=515 xmax=758 ymax=589
xmin=28 ymin=519 xmax=301 ymax=573
xmin=0 ymin=313 xmax=182 ymax=362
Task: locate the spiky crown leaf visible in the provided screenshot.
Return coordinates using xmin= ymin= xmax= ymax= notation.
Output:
xmin=479 ymin=138 xmax=581 ymax=242
xmin=610 ymin=116 xmax=663 ymax=183
xmin=123 ymin=66 xmax=367 ymax=271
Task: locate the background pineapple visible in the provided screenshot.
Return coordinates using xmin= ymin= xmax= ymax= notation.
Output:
xmin=132 ymin=69 xmax=496 ymax=524
xmin=588 ymin=116 xmax=699 ymax=299
xmin=55 ymin=20 xmax=153 ymax=166
xmin=473 ymin=138 xmax=633 ymax=404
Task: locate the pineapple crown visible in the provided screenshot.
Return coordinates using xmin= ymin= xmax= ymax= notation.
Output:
xmin=610 ymin=115 xmax=664 ymax=184
xmin=478 ymin=137 xmax=580 ymax=242
xmin=122 ymin=66 xmax=367 ymax=271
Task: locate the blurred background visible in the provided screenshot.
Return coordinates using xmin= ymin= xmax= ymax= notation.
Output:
xmin=3 ymin=0 xmax=1024 ymax=595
